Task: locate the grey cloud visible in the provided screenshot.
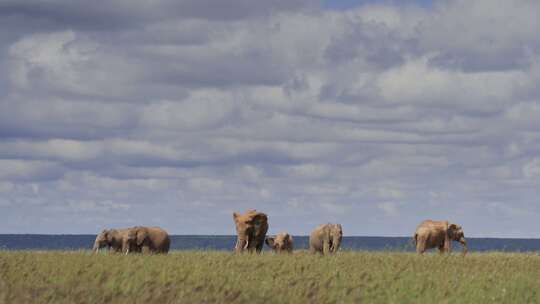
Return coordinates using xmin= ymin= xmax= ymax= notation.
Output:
xmin=324 ymin=20 xmax=408 ymax=69
xmin=0 ymin=97 xmax=140 ymax=140
xmin=0 ymin=0 xmax=318 ymax=31
xmin=427 ymin=48 xmax=533 ymax=73
xmin=417 ymin=0 xmax=540 ymax=72
xmin=0 ymin=159 xmax=64 ymax=182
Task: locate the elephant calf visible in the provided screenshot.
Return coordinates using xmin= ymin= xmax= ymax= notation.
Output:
xmin=93 ymin=228 xmax=131 ymax=253
xmin=309 ymin=223 xmax=342 ymax=255
xmin=265 ymin=232 xmax=293 ymax=253
xmin=414 ymin=220 xmax=467 ymax=255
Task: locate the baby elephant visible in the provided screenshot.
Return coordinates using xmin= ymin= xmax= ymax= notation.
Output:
xmin=309 ymin=223 xmax=343 ymax=255
xmin=265 ymin=232 xmax=293 ymax=253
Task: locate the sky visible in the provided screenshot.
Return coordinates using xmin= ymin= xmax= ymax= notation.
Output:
xmin=1 ymin=0 xmax=540 ymax=237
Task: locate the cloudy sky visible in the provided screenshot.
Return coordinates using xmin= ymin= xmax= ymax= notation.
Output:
xmin=1 ymin=0 xmax=540 ymax=237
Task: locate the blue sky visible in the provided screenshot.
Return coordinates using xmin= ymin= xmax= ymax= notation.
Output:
xmin=1 ymin=0 xmax=540 ymax=237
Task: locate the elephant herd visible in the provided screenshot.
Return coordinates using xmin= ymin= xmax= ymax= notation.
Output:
xmin=93 ymin=209 xmax=468 ymax=255
xmin=231 ymin=209 xmax=343 ymax=255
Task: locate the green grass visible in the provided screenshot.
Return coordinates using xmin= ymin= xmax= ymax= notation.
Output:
xmin=1 ymin=250 xmax=540 ymax=303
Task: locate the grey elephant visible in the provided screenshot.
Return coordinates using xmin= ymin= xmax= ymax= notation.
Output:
xmin=265 ymin=232 xmax=293 ymax=253
xmin=233 ymin=209 xmax=268 ymax=253
xmin=309 ymin=223 xmax=343 ymax=255
xmin=123 ymin=226 xmax=170 ymax=254
xmin=414 ymin=220 xmax=467 ymax=255
xmin=92 ymin=228 xmax=131 ymax=253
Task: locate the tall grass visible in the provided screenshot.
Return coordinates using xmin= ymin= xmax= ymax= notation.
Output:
xmin=1 ymin=250 xmax=540 ymax=303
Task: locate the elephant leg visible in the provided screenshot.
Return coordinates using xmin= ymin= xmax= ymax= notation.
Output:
xmin=256 ymin=243 xmax=263 ymax=253
xmin=438 ymin=244 xmax=446 ymax=254
xmin=416 ymin=239 xmax=426 ymax=254
xmin=323 ymin=241 xmax=330 ymax=255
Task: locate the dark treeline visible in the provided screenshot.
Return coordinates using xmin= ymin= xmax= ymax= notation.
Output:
xmin=2 ymin=235 xmax=540 ymax=252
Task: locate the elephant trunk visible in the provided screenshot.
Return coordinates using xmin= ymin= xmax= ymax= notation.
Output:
xmin=331 ymin=235 xmax=341 ymax=253
xmin=123 ymin=240 xmax=130 ymax=255
xmin=459 ymin=237 xmax=467 ymax=255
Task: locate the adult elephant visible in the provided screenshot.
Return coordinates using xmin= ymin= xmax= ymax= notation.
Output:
xmin=414 ymin=220 xmax=467 ymax=255
xmin=92 ymin=228 xmax=131 ymax=253
xmin=233 ymin=209 xmax=268 ymax=253
xmin=123 ymin=226 xmax=170 ymax=254
xmin=265 ymin=232 xmax=293 ymax=253
xmin=309 ymin=223 xmax=342 ymax=255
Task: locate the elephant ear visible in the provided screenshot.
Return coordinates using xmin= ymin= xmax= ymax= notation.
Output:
xmin=136 ymin=229 xmax=148 ymax=246
xmin=105 ymin=230 xmax=114 ymax=242
xmin=284 ymin=234 xmax=292 ymax=246
xmin=252 ymin=213 xmax=267 ymax=226
xmin=265 ymin=236 xmax=275 ymax=248
xmin=448 ymin=224 xmax=459 ymax=238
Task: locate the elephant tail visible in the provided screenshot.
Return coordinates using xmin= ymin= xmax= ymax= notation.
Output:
xmin=412 ymin=233 xmax=418 ymax=248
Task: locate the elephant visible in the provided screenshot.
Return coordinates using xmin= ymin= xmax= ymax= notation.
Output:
xmin=309 ymin=223 xmax=343 ymax=255
xmin=233 ymin=209 xmax=268 ymax=253
xmin=414 ymin=220 xmax=467 ymax=255
xmin=123 ymin=226 xmax=170 ymax=254
xmin=92 ymin=228 xmax=131 ymax=253
xmin=265 ymin=232 xmax=293 ymax=253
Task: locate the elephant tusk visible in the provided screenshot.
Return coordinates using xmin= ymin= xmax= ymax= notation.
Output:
xmin=460 ymin=238 xmax=467 ymax=256
xmin=243 ymin=239 xmax=249 ymax=250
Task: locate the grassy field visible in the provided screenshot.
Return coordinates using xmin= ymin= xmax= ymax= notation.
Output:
xmin=1 ymin=250 xmax=540 ymax=303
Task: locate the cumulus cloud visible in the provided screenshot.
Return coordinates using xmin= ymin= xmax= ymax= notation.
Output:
xmin=1 ymin=0 xmax=540 ymax=236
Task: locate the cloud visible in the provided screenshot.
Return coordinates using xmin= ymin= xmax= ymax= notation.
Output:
xmin=376 ymin=201 xmax=400 ymax=217
xmin=523 ymin=158 xmax=540 ymax=180
xmin=0 ymin=0 xmax=318 ymax=30
xmin=0 ymin=159 xmax=63 ymax=181
xmin=1 ymin=0 xmax=540 ymax=237
xmin=68 ymin=200 xmax=130 ymax=212
xmin=419 ymin=0 xmax=540 ymax=72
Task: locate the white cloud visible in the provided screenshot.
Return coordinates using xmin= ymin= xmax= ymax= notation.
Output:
xmin=377 ymin=57 xmax=525 ymax=112
xmin=68 ymin=200 xmax=130 ymax=212
xmin=139 ymin=93 xmax=238 ymax=131
xmin=377 ymin=201 xmax=400 ymax=217
xmin=523 ymin=158 xmax=540 ymax=180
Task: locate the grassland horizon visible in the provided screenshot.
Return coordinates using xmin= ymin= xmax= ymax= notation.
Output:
xmin=1 ymin=250 xmax=540 ymax=303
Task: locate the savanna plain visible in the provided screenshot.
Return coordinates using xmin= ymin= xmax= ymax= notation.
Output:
xmin=1 ymin=250 xmax=539 ymax=303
